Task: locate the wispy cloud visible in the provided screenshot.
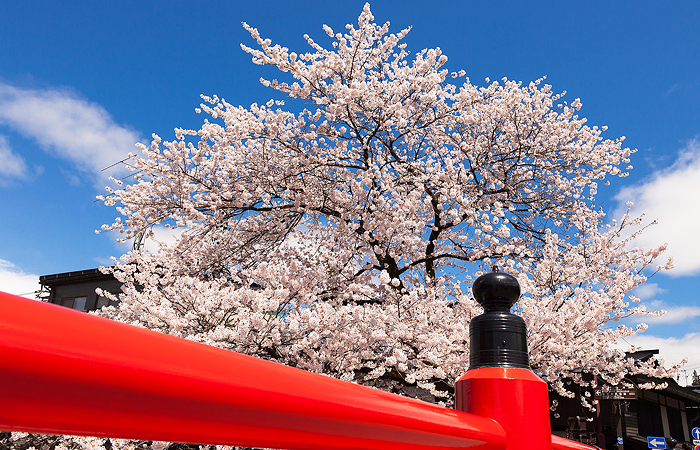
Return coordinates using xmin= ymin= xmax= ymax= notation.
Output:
xmin=0 ymin=134 xmax=28 ymax=181
xmin=614 ymin=138 xmax=700 ymax=276
xmin=113 ymin=224 xmax=183 ymax=255
xmin=0 ymin=82 xmax=142 ymax=187
xmin=665 ymin=81 xmax=698 ymax=97
xmin=628 ymin=298 xmax=700 ymax=325
xmin=630 ymin=283 xmax=666 ymax=300
xmin=639 ymin=303 xmax=700 ymax=324
xmin=0 ymin=258 xmax=40 ymax=298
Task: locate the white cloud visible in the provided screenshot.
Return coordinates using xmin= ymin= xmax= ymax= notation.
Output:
xmin=0 ymin=258 xmax=41 ymax=298
xmin=614 ymin=138 xmax=700 ymax=276
xmin=142 ymin=225 xmax=182 ymax=253
xmin=0 ymin=82 xmax=142 ymax=187
xmin=114 ymin=224 xmax=183 ymax=254
xmin=642 ymin=304 xmax=700 ymax=324
xmin=628 ymin=299 xmax=700 ymax=325
xmin=630 ymin=282 xmax=666 ymax=300
xmin=0 ymin=134 xmax=28 ymax=180
xmin=620 ymin=333 xmax=700 ymax=385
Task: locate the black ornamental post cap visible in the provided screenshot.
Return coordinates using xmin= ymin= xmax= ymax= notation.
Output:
xmin=469 ymin=268 xmax=530 ymax=369
xmin=472 ymin=270 xmax=521 ymax=310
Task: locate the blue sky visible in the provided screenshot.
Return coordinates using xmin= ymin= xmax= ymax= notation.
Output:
xmin=1 ymin=1 xmax=698 ymax=383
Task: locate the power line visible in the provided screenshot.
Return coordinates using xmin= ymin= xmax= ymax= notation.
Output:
xmin=14 ymin=290 xmax=40 ymax=297
xmin=101 ymin=157 xmax=129 ymax=171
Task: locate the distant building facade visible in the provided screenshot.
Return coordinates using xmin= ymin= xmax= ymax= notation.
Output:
xmin=549 ymin=350 xmax=700 ymax=449
xmin=39 ymin=268 xmax=121 ymax=312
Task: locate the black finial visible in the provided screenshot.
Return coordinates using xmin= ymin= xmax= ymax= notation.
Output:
xmin=469 ymin=269 xmax=529 ymax=369
xmin=472 ymin=269 xmax=521 ymax=310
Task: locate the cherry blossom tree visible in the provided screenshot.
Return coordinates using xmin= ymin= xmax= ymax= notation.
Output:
xmin=97 ymin=3 xmax=678 ymax=409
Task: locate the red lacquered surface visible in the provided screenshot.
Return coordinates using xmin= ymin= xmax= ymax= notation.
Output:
xmin=0 ymin=291 xmax=506 ymax=450
xmin=455 ymin=367 xmax=552 ymax=450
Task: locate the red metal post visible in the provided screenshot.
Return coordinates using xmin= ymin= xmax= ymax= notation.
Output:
xmin=455 ymin=367 xmax=552 ymax=450
xmin=453 ymin=269 xmax=575 ymax=450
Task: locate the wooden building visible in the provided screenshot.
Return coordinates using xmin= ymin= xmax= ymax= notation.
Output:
xmin=549 ymin=351 xmax=700 ymax=449
xmin=39 ymin=268 xmax=121 ymax=312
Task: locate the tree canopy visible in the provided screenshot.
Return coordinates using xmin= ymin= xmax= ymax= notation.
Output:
xmin=98 ymin=4 xmax=677 ymax=406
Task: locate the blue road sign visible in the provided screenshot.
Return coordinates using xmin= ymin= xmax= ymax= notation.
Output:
xmin=647 ymin=436 xmax=666 ymax=449
xmin=693 ymin=427 xmax=700 ymax=440
xmin=617 ymin=437 xmax=624 ymax=445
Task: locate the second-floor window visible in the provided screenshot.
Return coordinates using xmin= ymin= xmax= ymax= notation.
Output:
xmin=59 ymin=296 xmax=87 ymax=311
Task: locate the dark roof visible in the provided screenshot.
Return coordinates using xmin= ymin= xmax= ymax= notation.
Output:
xmin=622 ymin=349 xmax=700 ymax=403
xmin=39 ymin=268 xmax=116 ymax=287
xmin=635 ymin=374 xmax=700 ymax=404
xmin=626 ymin=349 xmax=659 ymax=363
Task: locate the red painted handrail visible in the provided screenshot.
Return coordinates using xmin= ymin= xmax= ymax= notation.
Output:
xmin=0 ymin=291 xmax=594 ymax=449
xmin=0 ymin=291 xmax=505 ymax=449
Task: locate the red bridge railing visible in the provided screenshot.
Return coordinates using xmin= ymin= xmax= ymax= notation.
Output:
xmin=0 ymin=286 xmax=593 ymax=450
